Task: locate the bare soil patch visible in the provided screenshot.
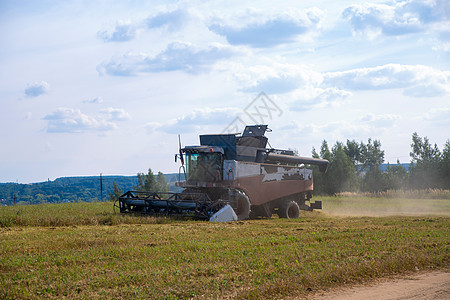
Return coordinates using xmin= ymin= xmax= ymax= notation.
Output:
xmin=311 ymin=270 xmax=449 ymax=300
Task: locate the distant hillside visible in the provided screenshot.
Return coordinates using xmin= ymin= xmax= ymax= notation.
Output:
xmin=355 ymin=163 xmax=411 ymax=173
xmin=0 ymin=173 xmax=183 ymax=206
xmin=1 ymin=164 xmax=411 ymax=206
xmin=379 ymin=163 xmax=410 ymax=172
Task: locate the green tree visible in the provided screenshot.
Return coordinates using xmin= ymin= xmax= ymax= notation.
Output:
xmin=108 ymin=181 xmax=123 ymax=202
xmin=384 ymin=160 xmax=408 ymax=190
xmin=344 ymin=139 xmax=362 ymax=166
xmin=360 ymin=139 xmax=385 ymax=192
xmin=362 ymin=168 xmax=385 ymax=192
xmin=311 ymin=147 xmax=326 ymax=194
xmin=320 ymin=140 xmax=332 ymax=161
xmin=312 ymin=141 xmax=332 ymax=194
xmin=35 ymin=193 xmax=47 ymax=204
xmin=155 ymin=172 xmax=169 ymax=192
xmin=410 ymin=133 xmax=441 ymax=164
xmin=442 ymin=140 xmax=450 ymax=189
xmin=328 ymin=142 xmax=359 ymax=193
xmin=409 ymin=133 xmax=443 ymax=189
xmin=47 ymin=195 xmax=60 ymax=203
xmin=360 ymin=138 xmax=384 ymax=172
xmin=135 ymin=168 xmax=156 ymax=191
xmin=134 ymin=169 xmax=169 ymax=192
xmin=313 ymin=141 xmax=358 ymax=195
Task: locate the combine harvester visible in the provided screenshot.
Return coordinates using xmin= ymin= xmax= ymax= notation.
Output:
xmin=118 ymin=125 xmax=328 ymax=221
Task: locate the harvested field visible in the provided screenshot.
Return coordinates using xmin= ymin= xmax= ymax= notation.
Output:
xmin=0 ymin=197 xmax=449 ymax=299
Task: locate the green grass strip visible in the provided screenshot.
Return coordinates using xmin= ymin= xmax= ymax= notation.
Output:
xmin=1 ymin=210 xmax=448 ymax=299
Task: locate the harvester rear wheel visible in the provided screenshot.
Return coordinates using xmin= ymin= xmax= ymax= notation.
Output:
xmin=279 ymin=201 xmax=300 ymax=219
xmin=234 ymin=190 xmax=251 ymax=220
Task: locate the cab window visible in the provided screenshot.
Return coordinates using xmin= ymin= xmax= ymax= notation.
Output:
xmin=186 ymin=153 xmax=222 ymax=182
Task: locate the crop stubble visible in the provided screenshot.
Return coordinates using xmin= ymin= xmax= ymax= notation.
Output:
xmin=0 ymin=198 xmax=449 ymax=299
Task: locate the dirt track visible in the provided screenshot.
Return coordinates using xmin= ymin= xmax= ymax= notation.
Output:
xmin=312 ymin=270 xmax=449 ymax=300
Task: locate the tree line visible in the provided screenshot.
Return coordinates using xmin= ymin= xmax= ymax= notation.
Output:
xmin=108 ymin=169 xmax=169 ymax=201
xmin=311 ymin=132 xmax=450 ymax=195
xmin=1 ymin=133 xmax=448 ymax=205
xmin=0 ymin=171 xmax=173 ymax=206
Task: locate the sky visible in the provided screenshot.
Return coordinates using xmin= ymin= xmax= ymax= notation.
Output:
xmin=0 ymin=0 xmax=449 ymax=183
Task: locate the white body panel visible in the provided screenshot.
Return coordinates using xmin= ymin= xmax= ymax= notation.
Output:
xmin=223 ymin=160 xmax=312 ymax=181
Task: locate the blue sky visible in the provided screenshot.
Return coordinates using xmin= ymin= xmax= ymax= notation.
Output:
xmin=1 ymin=0 xmax=449 ymax=183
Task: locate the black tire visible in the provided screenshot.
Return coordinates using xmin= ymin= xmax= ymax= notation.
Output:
xmin=279 ymin=201 xmax=300 ymax=219
xmin=234 ymin=190 xmax=251 ymax=220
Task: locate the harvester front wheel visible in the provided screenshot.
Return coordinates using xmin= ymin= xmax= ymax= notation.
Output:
xmin=279 ymin=201 xmax=300 ymax=219
xmin=234 ymin=190 xmax=251 ymax=220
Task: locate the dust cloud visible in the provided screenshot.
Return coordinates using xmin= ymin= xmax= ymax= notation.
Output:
xmin=321 ymin=197 xmax=450 ymax=217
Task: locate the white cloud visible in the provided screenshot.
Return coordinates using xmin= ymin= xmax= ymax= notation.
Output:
xmin=146 ymin=9 xmax=190 ymax=31
xmin=148 ymin=107 xmax=241 ymax=134
xmin=233 ymin=63 xmax=351 ymax=111
xmin=236 ymin=64 xmax=322 ymax=94
xmin=343 ymin=0 xmax=450 ymax=39
xmin=290 ymin=87 xmax=352 ymax=111
xmin=97 ymin=9 xmax=191 ymax=43
xmin=432 ymin=41 xmax=450 ymax=52
xmin=359 ymin=113 xmax=402 ymax=127
xmin=209 ymin=7 xmax=324 ymax=47
xmin=98 ymin=42 xmax=238 ymax=76
xmin=284 ymin=114 xmax=400 ymax=143
xmin=83 ymin=97 xmax=103 ymax=104
xmin=3 ymin=1 xmax=449 ymax=183
xmin=24 ymin=81 xmax=50 ymax=98
xmin=285 ymin=120 xmax=374 ymax=141
xmin=97 ymin=20 xmax=138 ymax=42
xmin=433 ymin=26 xmax=450 ymax=52
xmin=43 ymin=108 xmax=117 ymax=133
xmin=323 ymin=64 xmax=450 ymax=97
xmin=421 ymin=107 xmax=450 ymax=125
xmin=100 ymin=107 xmax=131 ymax=121
xmin=235 ymin=63 xmax=448 ymax=111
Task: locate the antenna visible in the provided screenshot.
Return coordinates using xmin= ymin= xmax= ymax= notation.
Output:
xmin=178 ymin=134 xmax=184 ymax=166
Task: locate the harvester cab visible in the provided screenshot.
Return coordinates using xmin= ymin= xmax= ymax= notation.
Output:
xmin=118 ymin=125 xmax=328 ymax=221
xmin=183 ymin=146 xmax=224 ymax=183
